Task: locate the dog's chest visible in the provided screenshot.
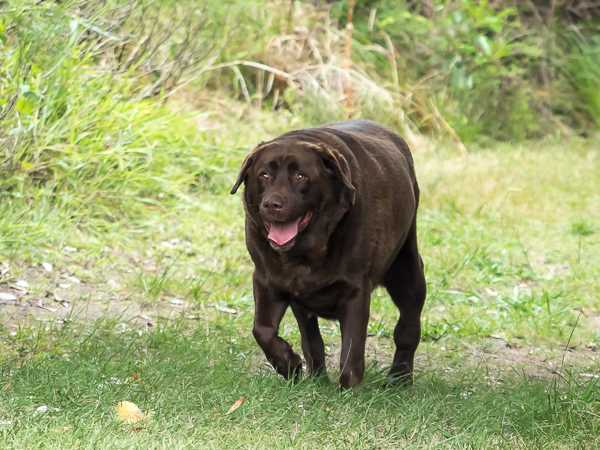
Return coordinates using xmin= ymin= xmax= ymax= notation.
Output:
xmin=267 ymin=261 xmax=354 ymax=318
xmin=270 ymin=262 xmax=316 ymax=296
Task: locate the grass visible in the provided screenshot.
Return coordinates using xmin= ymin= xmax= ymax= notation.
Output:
xmin=1 ymin=1 xmax=599 ymax=448
xmin=1 ymin=133 xmax=599 ymax=448
xmin=0 ymin=320 xmax=599 ymax=450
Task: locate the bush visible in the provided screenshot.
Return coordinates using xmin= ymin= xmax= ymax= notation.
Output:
xmin=0 ymin=1 xmax=224 ymax=223
xmin=564 ymin=33 xmax=600 ymax=129
xmin=1 ymin=0 xmax=598 ymax=209
xmin=335 ymin=0 xmax=599 ymax=142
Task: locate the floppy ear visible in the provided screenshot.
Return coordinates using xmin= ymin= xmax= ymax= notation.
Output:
xmin=230 ymin=152 xmax=255 ymax=195
xmin=231 ymin=142 xmax=274 ymax=194
xmin=308 ymin=143 xmax=356 ymax=206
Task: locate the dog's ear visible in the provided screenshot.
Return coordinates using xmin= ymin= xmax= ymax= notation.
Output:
xmin=308 ymin=143 xmax=356 ymax=206
xmin=230 ymin=153 xmax=254 ymax=195
xmin=230 ymin=143 xmax=269 ymax=195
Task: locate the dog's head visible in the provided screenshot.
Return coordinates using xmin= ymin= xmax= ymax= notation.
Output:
xmin=231 ymin=138 xmax=356 ymax=253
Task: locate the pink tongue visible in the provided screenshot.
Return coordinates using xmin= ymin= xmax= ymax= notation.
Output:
xmin=268 ymin=218 xmax=302 ymax=246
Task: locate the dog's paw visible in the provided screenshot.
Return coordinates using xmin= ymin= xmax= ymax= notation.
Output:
xmin=281 ymin=353 xmax=303 ymax=382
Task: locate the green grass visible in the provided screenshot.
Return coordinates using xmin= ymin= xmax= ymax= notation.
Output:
xmin=1 ymin=1 xmax=600 ymax=447
xmin=1 ymin=136 xmax=599 ymax=448
xmin=1 ymin=320 xmax=598 ymax=450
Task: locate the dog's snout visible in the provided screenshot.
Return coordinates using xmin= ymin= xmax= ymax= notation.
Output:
xmin=262 ymin=195 xmax=285 ymax=212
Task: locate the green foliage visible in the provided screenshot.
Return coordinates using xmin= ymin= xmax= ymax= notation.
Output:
xmin=564 ymin=34 xmax=600 ymax=128
xmin=0 ymin=1 xmax=227 ymax=224
xmin=2 ymin=0 xmax=599 ymax=214
xmin=0 ymin=0 xmax=598 ymax=229
xmin=0 ymin=4 xmax=599 ymax=447
xmin=338 ymin=0 xmax=598 ymax=142
xmin=570 ymin=219 xmax=595 ymax=237
xmin=0 ymin=321 xmax=598 ymax=448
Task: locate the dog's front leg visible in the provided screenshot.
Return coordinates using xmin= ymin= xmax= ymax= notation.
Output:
xmin=338 ymin=290 xmax=370 ymax=388
xmin=252 ymin=278 xmax=302 ymax=380
xmin=291 ymin=303 xmax=326 ymax=376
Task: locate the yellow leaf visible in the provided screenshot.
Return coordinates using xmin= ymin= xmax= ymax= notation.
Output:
xmin=225 ymin=396 xmax=245 ymax=415
xmin=115 ymin=401 xmax=146 ymax=424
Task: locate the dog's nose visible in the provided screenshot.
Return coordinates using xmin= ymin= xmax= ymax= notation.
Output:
xmin=262 ymin=195 xmax=284 ymax=211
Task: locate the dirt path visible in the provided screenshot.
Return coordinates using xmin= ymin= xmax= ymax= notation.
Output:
xmin=2 ymin=259 xmax=598 ymax=379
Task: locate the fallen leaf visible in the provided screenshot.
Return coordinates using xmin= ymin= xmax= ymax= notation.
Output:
xmin=115 ymin=401 xmax=146 ymax=424
xmin=226 ymin=396 xmax=246 ymax=415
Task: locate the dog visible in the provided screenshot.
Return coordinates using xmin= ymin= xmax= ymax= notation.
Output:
xmin=231 ymin=120 xmax=426 ymax=388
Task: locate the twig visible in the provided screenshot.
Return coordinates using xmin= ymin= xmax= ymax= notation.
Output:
xmin=233 ymin=66 xmax=251 ymax=104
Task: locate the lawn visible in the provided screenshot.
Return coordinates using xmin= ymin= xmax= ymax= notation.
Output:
xmin=1 ymin=126 xmax=599 ymax=448
xmin=1 ymin=2 xmax=599 ymax=446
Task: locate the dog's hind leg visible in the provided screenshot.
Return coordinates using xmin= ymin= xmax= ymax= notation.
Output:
xmin=383 ymin=218 xmax=426 ymax=385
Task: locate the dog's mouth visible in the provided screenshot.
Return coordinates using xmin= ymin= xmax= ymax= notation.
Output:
xmin=265 ymin=211 xmax=313 ymax=250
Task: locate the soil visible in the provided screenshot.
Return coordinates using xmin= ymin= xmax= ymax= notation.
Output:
xmin=1 ymin=260 xmax=598 ymax=379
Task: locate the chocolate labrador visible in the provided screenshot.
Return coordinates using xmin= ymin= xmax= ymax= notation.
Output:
xmin=231 ymin=120 xmax=426 ymax=388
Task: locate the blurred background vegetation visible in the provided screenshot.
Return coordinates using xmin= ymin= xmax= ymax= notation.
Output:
xmin=1 ymin=0 xmax=599 ymax=226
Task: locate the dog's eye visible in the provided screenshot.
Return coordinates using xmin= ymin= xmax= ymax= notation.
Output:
xmin=259 ymin=172 xmax=272 ymax=181
xmin=295 ymin=173 xmax=307 ymax=182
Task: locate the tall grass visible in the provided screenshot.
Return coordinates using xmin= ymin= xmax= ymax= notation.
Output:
xmin=0 ymin=1 xmax=223 ymax=224
xmin=326 ymin=1 xmax=600 ymax=141
xmin=565 ymin=33 xmax=600 ymax=128
xmin=1 ymin=0 xmax=599 ymax=237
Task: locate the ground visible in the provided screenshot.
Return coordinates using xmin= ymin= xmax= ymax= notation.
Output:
xmin=1 ymin=133 xmax=599 ymax=449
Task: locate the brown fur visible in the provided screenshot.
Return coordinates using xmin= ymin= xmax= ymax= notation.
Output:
xmin=231 ymin=120 xmax=426 ymax=388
